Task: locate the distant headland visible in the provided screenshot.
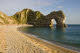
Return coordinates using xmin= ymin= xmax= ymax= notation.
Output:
xmin=0 ymin=9 xmax=67 ymax=28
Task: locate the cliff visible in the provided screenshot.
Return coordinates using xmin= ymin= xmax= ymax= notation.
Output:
xmin=0 ymin=9 xmax=67 ymax=28
xmin=0 ymin=11 xmax=16 ymax=24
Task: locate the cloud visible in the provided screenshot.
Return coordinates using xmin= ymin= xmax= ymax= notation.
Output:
xmin=0 ymin=0 xmax=64 ymax=15
xmin=0 ymin=0 xmax=64 ymax=8
xmin=33 ymin=0 xmax=52 ymax=7
xmin=0 ymin=0 xmax=52 ymax=8
xmin=57 ymin=6 xmax=63 ymax=8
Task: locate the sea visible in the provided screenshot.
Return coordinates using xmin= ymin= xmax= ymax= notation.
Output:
xmin=18 ymin=24 xmax=80 ymax=49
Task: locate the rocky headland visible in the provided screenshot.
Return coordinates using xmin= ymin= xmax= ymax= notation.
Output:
xmin=0 ymin=9 xmax=68 ymax=28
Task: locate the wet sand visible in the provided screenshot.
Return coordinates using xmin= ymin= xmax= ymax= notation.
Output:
xmin=0 ymin=25 xmax=79 ymax=53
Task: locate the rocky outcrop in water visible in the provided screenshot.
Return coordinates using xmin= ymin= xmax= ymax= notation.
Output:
xmin=0 ymin=9 xmax=67 ymax=28
xmin=46 ymin=10 xmax=68 ymax=28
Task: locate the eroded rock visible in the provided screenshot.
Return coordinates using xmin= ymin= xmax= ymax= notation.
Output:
xmin=0 ymin=9 xmax=68 ymax=28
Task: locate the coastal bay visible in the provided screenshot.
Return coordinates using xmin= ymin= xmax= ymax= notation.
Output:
xmin=0 ymin=25 xmax=79 ymax=53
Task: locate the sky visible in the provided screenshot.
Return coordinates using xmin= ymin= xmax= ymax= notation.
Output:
xmin=0 ymin=0 xmax=80 ymax=24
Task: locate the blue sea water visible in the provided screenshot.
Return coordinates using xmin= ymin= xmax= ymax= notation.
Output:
xmin=18 ymin=24 xmax=80 ymax=48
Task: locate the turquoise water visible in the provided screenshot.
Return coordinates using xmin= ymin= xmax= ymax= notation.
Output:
xmin=18 ymin=24 xmax=80 ymax=48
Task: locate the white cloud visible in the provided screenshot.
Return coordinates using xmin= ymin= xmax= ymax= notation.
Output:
xmin=0 ymin=0 xmax=64 ymax=15
xmin=0 ymin=0 xmax=64 ymax=8
xmin=0 ymin=0 xmax=52 ymax=8
xmin=33 ymin=1 xmax=52 ymax=7
xmin=57 ymin=6 xmax=63 ymax=8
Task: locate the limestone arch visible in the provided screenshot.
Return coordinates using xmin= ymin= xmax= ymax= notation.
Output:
xmin=47 ymin=10 xmax=68 ymax=28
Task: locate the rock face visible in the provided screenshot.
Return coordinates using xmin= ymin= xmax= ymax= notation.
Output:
xmin=46 ymin=10 xmax=68 ymax=28
xmin=0 ymin=11 xmax=15 ymax=24
xmin=0 ymin=9 xmax=67 ymax=28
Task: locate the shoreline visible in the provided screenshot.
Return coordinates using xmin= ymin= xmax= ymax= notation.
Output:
xmin=18 ymin=26 xmax=80 ymax=52
xmin=17 ymin=25 xmax=79 ymax=53
xmin=22 ymin=33 xmax=80 ymax=52
xmin=0 ymin=24 xmax=79 ymax=53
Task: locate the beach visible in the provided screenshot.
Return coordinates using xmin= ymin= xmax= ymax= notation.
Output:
xmin=0 ymin=25 xmax=79 ymax=53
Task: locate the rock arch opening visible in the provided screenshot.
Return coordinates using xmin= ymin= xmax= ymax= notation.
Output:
xmin=50 ymin=19 xmax=56 ymax=27
xmin=50 ymin=18 xmax=67 ymax=28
